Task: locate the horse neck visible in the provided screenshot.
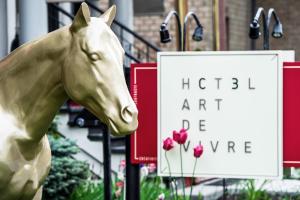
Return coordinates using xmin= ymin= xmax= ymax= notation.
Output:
xmin=0 ymin=27 xmax=71 ymax=142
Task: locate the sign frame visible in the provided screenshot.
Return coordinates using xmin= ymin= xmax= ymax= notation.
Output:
xmin=130 ymin=63 xmax=157 ymax=164
xmin=283 ymin=62 xmax=300 ymax=167
xmin=157 ymin=51 xmax=293 ymax=179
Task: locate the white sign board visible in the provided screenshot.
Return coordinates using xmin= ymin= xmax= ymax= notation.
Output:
xmin=157 ymin=51 xmax=293 ymax=179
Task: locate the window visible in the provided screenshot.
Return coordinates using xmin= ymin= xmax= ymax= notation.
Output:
xmin=134 ymin=0 xmax=164 ymax=15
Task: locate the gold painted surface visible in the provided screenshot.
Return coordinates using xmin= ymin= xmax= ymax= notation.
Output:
xmin=0 ymin=3 xmax=138 ymax=200
xmin=213 ymin=0 xmax=221 ymax=51
xmin=176 ymin=0 xmax=188 ymax=50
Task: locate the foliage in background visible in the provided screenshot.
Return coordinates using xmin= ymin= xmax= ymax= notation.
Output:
xmin=140 ymin=176 xmax=170 ymax=200
xmin=47 ymin=118 xmax=60 ymax=136
xmin=70 ymin=176 xmax=172 ymax=200
xmin=70 ymin=177 xmax=124 ymax=200
xmin=69 ymin=180 xmax=104 ymax=200
xmin=43 ymin=122 xmax=90 ymax=200
xmin=238 ymin=180 xmax=270 ymax=200
xmin=70 ymin=160 xmax=124 ymax=200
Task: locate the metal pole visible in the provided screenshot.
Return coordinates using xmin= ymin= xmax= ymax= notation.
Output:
xmin=125 ymin=135 xmax=140 ymax=200
xmin=251 ymin=0 xmax=256 ymax=50
xmin=262 ymin=14 xmax=269 ymax=50
xmin=222 ymin=178 xmax=227 ymax=200
xmin=176 ymin=0 xmax=188 ymax=51
xmin=103 ymin=129 xmax=112 ymax=200
xmin=218 ymin=0 xmax=226 ymax=50
xmin=213 ymin=0 xmax=220 ymax=51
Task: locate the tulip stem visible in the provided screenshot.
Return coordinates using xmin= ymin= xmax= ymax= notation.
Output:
xmin=189 ymin=158 xmax=198 ymax=200
xmin=174 ymin=178 xmax=178 ymax=200
xmin=180 ymin=145 xmax=186 ymax=199
xmin=165 ymin=151 xmax=176 ymax=200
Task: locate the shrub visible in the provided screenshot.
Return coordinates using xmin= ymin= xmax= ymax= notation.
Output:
xmin=140 ymin=176 xmax=171 ymax=200
xmin=42 ymin=134 xmax=90 ymax=200
xmin=70 ymin=173 xmax=124 ymax=200
xmin=69 ymin=180 xmax=104 ymax=200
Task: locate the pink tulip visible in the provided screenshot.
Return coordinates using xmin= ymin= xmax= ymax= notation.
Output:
xmin=116 ymin=181 xmax=124 ymax=188
xmin=193 ymin=144 xmax=204 ymax=158
xmin=173 ymin=128 xmax=188 ymax=144
xmin=119 ymin=160 xmax=126 ymax=168
xmin=163 ymin=137 xmax=174 ymax=151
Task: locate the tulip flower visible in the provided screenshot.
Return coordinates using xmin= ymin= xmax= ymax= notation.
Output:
xmin=163 ymin=137 xmax=176 ymax=199
xmin=193 ymin=144 xmax=204 ymax=158
xmin=163 ymin=137 xmax=174 ymax=151
xmin=116 ymin=181 xmax=124 ymax=188
xmin=172 ymin=128 xmax=188 ymax=198
xmin=190 ymin=144 xmax=204 ymax=200
xmin=119 ymin=159 xmax=126 ymax=168
xmin=173 ymin=128 xmax=188 ymax=144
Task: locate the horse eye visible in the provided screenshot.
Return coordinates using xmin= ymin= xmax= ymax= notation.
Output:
xmin=89 ymin=53 xmax=101 ymax=61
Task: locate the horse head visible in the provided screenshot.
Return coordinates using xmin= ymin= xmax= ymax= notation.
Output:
xmin=62 ymin=3 xmax=138 ymax=136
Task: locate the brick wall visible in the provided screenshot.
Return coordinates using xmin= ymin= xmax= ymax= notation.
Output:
xmin=226 ymin=0 xmax=251 ymax=50
xmin=98 ymin=0 xmax=253 ymax=58
xmin=134 ymin=0 xmax=214 ymax=52
xmin=133 ymin=0 xmax=252 ymax=53
xmin=256 ymin=0 xmax=299 ymax=59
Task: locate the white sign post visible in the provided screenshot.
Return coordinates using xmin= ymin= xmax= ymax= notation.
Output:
xmin=158 ymin=51 xmax=293 ymax=179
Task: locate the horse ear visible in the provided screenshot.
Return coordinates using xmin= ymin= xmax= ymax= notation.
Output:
xmin=101 ymin=5 xmax=116 ymax=27
xmin=71 ymin=2 xmax=91 ymax=32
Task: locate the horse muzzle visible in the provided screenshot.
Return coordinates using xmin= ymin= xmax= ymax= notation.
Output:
xmin=108 ymin=105 xmax=138 ymax=136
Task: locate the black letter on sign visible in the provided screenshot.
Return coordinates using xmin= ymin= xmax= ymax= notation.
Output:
xmin=182 ymin=78 xmax=190 ymax=90
xmin=245 ymin=141 xmax=252 ymax=153
xmin=210 ymin=141 xmax=219 ymax=153
xmin=182 ymin=98 xmax=190 ymax=110
xmin=199 ymin=78 xmax=206 ymax=89
xmin=199 ymin=120 xmax=206 ymax=131
xmin=182 ymin=120 xmax=190 ymax=131
xmin=199 ymin=99 xmax=206 ymax=111
xmin=215 ymin=78 xmax=222 ymax=89
xmin=215 ymin=99 xmax=222 ymax=111
xmin=232 ymin=78 xmax=238 ymax=89
xmin=228 ymin=141 xmax=235 ymax=153
xmin=183 ymin=141 xmax=190 ymax=152
xmin=248 ymin=78 xmax=255 ymax=90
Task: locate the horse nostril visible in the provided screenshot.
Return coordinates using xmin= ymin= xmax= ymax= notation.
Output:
xmin=121 ymin=106 xmax=135 ymax=123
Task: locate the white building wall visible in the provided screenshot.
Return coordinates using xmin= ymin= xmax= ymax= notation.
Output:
xmin=59 ymin=2 xmax=72 ymax=27
xmin=19 ymin=0 xmax=48 ymax=44
xmin=109 ymin=0 xmax=133 ymax=67
xmin=6 ymin=0 xmax=16 ymax=53
xmin=0 ymin=0 xmax=8 ymax=58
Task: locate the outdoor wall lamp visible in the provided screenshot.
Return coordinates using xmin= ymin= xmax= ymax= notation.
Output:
xmin=249 ymin=21 xmax=260 ymax=39
xmin=160 ymin=23 xmax=172 ymax=43
xmin=160 ymin=10 xmax=182 ymax=51
xmin=249 ymin=7 xmax=283 ymax=50
xmin=160 ymin=10 xmax=203 ymax=51
xmin=269 ymin=8 xmax=283 ymax=39
xmin=183 ymin=11 xmax=203 ymax=51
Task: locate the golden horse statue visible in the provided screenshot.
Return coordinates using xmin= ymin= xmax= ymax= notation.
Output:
xmin=0 ymin=3 xmax=138 ymax=200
